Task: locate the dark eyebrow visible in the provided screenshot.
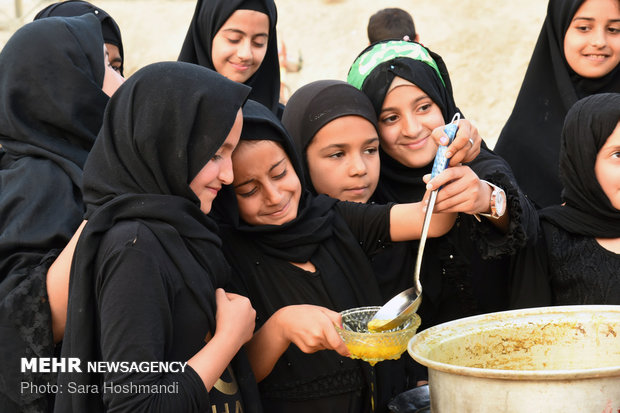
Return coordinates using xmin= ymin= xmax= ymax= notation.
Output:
xmin=220 ymin=142 xmax=236 ymax=151
xmin=573 ymin=16 xmax=620 ymax=24
xmin=320 ymin=137 xmax=379 ymax=151
xmin=222 ymin=28 xmax=269 ymax=38
xmin=381 ymin=96 xmax=428 ymax=115
xmin=269 ymin=158 xmax=285 ymax=172
xmin=234 ymin=158 xmax=285 ymax=188
xmin=572 ymin=17 xmax=595 ymax=22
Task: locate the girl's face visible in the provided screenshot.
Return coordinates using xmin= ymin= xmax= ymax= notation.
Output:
xmin=306 ymin=115 xmax=380 ymax=203
xmin=211 ymin=9 xmax=270 ymax=84
xmin=378 ymin=80 xmax=445 ymax=168
xmin=232 ymin=140 xmax=302 ymax=226
xmin=190 ymin=109 xmax=243 ymax=214
xmin=105 ymin=43 xmax=122 ymax=73
xmin=563 ymin=0 xmax=620 ymax=79
xmin=102 ymin=45 xmax=124 ymax=97
xmin=595 ymin=120 xmax=620 ymax=209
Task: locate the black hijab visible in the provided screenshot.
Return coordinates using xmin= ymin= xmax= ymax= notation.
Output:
xmin=0 ymin=14 xmax=108 ymax=278
xmin=347 ymin=40 xmax=461 ymax=204
xmin=213 ymin=100 xmax=383 ymax=401
xmin=540 ymin=93 xmax=620 ymax=237
xmin=178 ymin=0 xmax=280 ymax=114
xmin=214 ymin=99 xmax=338 ymax=262
xmin=495 ymin=0 xmax=620 ymax=208
xmin=56 ymin=62 xmax=251 ymax=412
xmin=281 ymin=79 xmax=377 ymax=192
xmin=34 ymin=0 xmax=124 ymax=75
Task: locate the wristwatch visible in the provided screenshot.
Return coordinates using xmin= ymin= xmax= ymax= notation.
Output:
xmin=478 ymin=180 xmax=506 ymax=219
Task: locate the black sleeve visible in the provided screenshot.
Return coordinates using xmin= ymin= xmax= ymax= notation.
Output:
xmin=509 ymin=220 xmax=552 ymax=309
xmin=466 ymin=146 xmax=538 ymax=259
xmin=96 ymin=238 xmax=209 ymax=412
xmin=334 ymin=201 xmax=395 ymax=256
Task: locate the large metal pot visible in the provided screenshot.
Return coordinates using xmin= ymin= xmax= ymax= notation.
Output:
xmin=408 ymin=305 xmax=620 ymax=412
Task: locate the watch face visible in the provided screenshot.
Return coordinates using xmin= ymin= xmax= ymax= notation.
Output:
xmin=495 ymin=189 xmax=507 ymax=216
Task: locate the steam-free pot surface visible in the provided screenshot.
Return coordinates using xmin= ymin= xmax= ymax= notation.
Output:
xmin=408 ymin=305 xmax=620 ymax=412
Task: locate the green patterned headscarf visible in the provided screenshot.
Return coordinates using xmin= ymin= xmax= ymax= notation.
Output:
xmin=346 ymin=40 xmax=456 ymax=121
xmin=347 ymin=40 xmax=445 ymax=90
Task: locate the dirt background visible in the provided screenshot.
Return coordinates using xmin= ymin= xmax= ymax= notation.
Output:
xmin=0 ymin=0 xmax=548 ymax=148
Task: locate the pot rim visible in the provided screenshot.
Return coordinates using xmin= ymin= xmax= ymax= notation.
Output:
xmin=408 ymin=305 xmax=620 ymax=380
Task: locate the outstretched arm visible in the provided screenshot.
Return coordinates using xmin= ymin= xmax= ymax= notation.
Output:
xmin=245 ymin=305 xmax=349 ymax=382
xmin=389 ymin=197 xmax=457 ymax=242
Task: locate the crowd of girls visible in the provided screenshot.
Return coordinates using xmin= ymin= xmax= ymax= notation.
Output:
xmin=0 ymin=0 xmax=617 ymax=412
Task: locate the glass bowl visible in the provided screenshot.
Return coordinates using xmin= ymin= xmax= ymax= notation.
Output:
xmin=335 ymin=306 xmax=421 ymax=366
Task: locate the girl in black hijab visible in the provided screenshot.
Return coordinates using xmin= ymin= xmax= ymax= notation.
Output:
xmin=0 ymin=15 xmax=123 ymax=412
xmin=55 ymin=62 xmax=262 ymax=413
xmin=494 ymin=0 xmax=620 ymax=208
xmin=282 ymin=79 xmax=380 ymax=203
xmin=179 ymin=0 xmax=281 ymax=115
xmin=281 ymin=79 xmax=425 ymax=409
xmin=34 ymin=0 xmax=125 ymax=75
xmin=212 ymin=99 xmax=456 ymax=413
xmin=346 ymin=40 xmax=537 ymax=384
xmin=510 ymin=93 xmax=620 ymax=308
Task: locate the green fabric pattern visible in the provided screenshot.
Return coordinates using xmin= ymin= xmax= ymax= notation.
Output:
xmin=347 ymin=40 xmax=445 ymax=89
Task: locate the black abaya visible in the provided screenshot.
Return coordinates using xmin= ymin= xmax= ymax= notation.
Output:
xmin=510 ymin=93 xmax=620 ymax=308
xmin=213 ymin=100 xmax=405 ymax=412
xmin=55 ymin=62 xmax=261 ymax=413
xmin=0 ymin=15 xmax=108 ymax=413
xmin=494 ymin=0 xmax=620 ymax=208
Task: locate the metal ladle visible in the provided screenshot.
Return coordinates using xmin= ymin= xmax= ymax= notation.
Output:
xmin=368 ymin=114 xmax=461 ymax=332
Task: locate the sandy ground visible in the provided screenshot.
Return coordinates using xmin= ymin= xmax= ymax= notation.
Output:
xmin=0 ymin=0 xmax=548 ymax=148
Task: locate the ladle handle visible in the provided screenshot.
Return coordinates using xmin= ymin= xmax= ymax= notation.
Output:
xmin=413 ymin=114 xmax=461 ymax=295
xmin=430 ymin=114 xmax=460 ymax=179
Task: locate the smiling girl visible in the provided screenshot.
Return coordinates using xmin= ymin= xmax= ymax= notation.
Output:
xmin=55 ymin=62 xmax=262 ymax=413
xmin=511 ymin=93 xmax=620 ymax=307
xmin=346 ymin=40 xmax=539 ymax=389
xmin=212 ymin=99 xmax=457 ymax=413
xmin=179 ymin=0 xmax=281 ymax=114
xmin=495 ymin=0 xmax=620 ymax=208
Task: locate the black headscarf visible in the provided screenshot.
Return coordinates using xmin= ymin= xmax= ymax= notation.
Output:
xmin=347 ymin=40 xmax=461 ymax=204
xmin=540 ymin=93 xmax=620 ymax=237
xmin=34 ymin=0 xmax=124 ymax=75
xmin=0 ymin=14 xmax=108 ymax=279
xmin=56 ymin=62 xmax=251 ymax=412
xmin=495 ymin=0 xmax=620 ymax=208
xmin=214 ymin=99 xmax=337 ymax=261
xmin=212 ymin=100 xmax=382 ymax=402
xmin=281 ymin=79 xmax=377 ymax=192
xmin=178 ymin=0 xmax=280 ymax=114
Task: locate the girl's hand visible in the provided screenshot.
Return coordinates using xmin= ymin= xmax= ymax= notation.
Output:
xmin=214 ymin=288 xmax=256 ymax=347
xmin=423 ymin=166 xmax=492 ymax=214
xmin=274 ymin=305 xmax=349 ymax=357
xmin=430 ymin=119 xmax=481 ymax=166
